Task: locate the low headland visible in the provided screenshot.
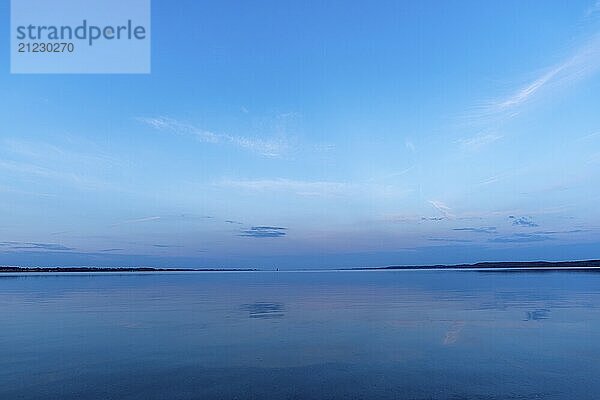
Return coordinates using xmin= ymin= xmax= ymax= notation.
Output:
xmin=348 ymin=259 xmax=600 ymax=271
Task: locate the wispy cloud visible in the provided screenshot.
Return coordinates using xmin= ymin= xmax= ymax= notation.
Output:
xmin=239 ymin=226 xmax=287 ymax=238
xmin=2 ymin=139 xmax=119 ymax=167
xmin=490 ymin=233 xmax=552 ymax=243
xmin=0 ymin=139 xmax=121 ymax=191
xmin=428 ymin=200 xmax=454 ymax=219
xmin=457 ymin=26 xmax=600 ymax=157
xmin=111 ymin=216 xmax=161 ymax=227
xmin=110 ymin=214 xmax=214 ymax=228
xmin=495 ymin=65 xmax=566 ymax=112
xmin=388 ymin=204 xmax=463 ymax=224
xmin=509 ymin=215 xmax=539 ymax=227
xmin=586 ymin=0 xmax=600 ymax=17
xmin=482 ymin=33 xmax=600 ymax=120
xmin=421 ymin=216 xmax=446 ymax=222
xmin=588 ymin=152 xmax=600 ymax=164
xmin=138 ymin=116 xmax=290 ymax=157
xmin=229 ymin=136 xmax=289 ymax=158
xmin=138 ymin=116 xmax=220 ymax=142
xmin=428 ymin=238 xmax=473 ymax=243
xmin=577 ymin=130 xmax=600 ymax=141
xmin=371 ymin=166 xmax=415 ymax=182
xmin=477 ymin=175 xmax=505 ymax=186
xmin=476 ymin=169 xmax=521 ymax=186
xmin=218 ymin=178 xmax=413 ymax=199
xmin=458 ymin=133 xmax=503 ymax=151
xmin=532 ymin=229 xmax=586 ymax=235
xmin=383 ymin=215 xmax=446 ymax=223
xmin=313 ymin=143 xmax=336 ymax=153
xmin=453 ymin=227 xmax=497 ymax=234
xmin=387 ymin=207 xmax=558 ymax=226
xmin=0 ymin=159 xmax=108 ymax=190
xmin=0 ymin=183 xmax=55 ymax=198
xmin=218 ymin=178 xmax=349 ymax=197
xmin=0 ymin=241 xmax=73 ymax=251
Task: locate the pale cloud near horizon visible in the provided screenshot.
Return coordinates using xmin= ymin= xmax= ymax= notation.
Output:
xmin=138 ymin=116 xmax=291 ymax=158
xmin=0 ymin=241 xmax=74 ymax=251
xmin=239 ymin=226 xmax=287 ymax=238
xmin=428 ymin=200 xmax=454 ymax=219
xmin=110 ymin=214 xmax=217 ymax=228
xmin=382 ymin=214 xmax=445 ymax=224
xmin=218 ymin=178 xmax=413 ymax=199
xmin=458 ymin=132 xmax=503 ymax=151
xmin=218 ymin=178 xmax=350 ymax=197
xmin=477 ymin=174 xmax=506 ymax=186
xmin=476 ymin=167 xmax=524 ymax=186
xmin=0 ymin=183 xmax=55 ymax=198
xmin=110 ymin=216 xmax=161 ymax=227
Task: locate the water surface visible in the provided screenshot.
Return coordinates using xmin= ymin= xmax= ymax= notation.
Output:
xmin=1 ymin=270 xmax=599 ymax=399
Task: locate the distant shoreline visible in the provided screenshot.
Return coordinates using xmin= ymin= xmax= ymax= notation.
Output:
xmin=346 ymin=259 xmax=600 ymax=271
xmin=0 ymin=266 xmax=258 ymax=273
xmin=1 ymin=259 xmax=600 ymax=273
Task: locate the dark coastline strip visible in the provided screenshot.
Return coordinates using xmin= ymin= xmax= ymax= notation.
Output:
xmin=345 ymin=259 xmax=600 ymax=271
xmin=0 ymin=267 xmax=258 ymax=273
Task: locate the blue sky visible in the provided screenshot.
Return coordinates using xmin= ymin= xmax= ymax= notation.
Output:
xmin=1 ymin=0 xmax=600 ymax=268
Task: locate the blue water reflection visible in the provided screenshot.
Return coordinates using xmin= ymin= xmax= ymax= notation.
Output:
xmin=1 ymin=270 xmax=599 ymax=399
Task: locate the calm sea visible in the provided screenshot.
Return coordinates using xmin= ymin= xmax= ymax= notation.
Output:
xmin=1 ymin=270 xmax=599 ymax=399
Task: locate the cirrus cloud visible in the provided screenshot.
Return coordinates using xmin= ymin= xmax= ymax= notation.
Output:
xmin=239 ymin=226 xmax=288 ymax=238
xmin=138 ymin=116 xmax=291 ymax=158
